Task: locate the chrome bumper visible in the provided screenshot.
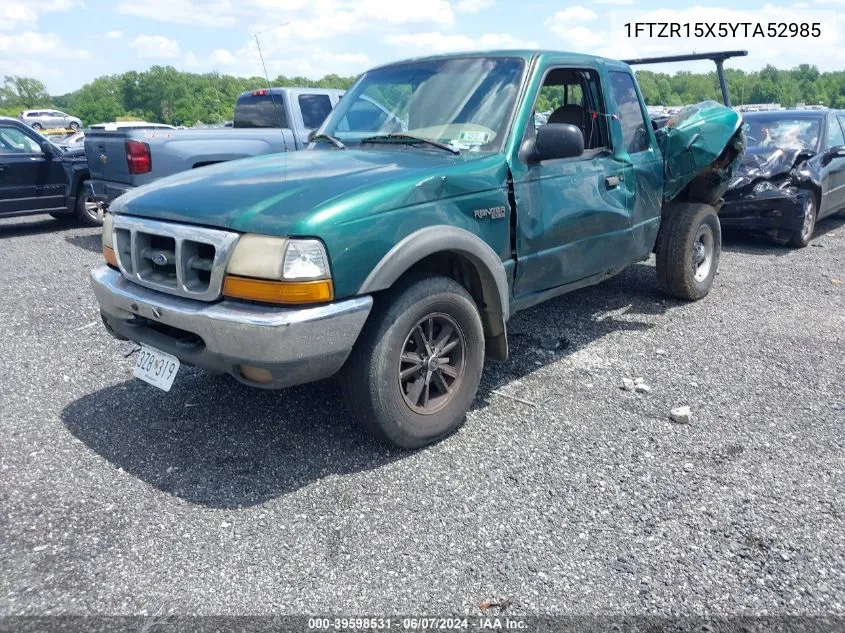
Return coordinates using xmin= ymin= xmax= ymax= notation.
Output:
xmin=90 ymin=265 xmax=373 ymax=388
xmin=88 ymin=180 xmax=133 ymax=205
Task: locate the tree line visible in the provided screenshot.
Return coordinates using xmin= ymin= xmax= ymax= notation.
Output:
xmin=2 ymin=62 xmax=844 ymax=126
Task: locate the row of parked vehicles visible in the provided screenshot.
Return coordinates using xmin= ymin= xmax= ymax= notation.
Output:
xmin=3 ymin=49 xmax=843 ymax=448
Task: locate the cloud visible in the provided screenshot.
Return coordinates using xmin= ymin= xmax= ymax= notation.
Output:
xmin=106 ymin=30 xmax=123 ymax=39
xmin=454 ymin=0 xmax=494 ymax=12
xmin=0 ymin=0 xmax=80 ymax=31
xmin=182 ymin=42 xmax=372 ymax=80
xmin=0 ymin=30 xmax=89 ymax=80
xmin=386 ymin=31 xmax=539 ymax=54
xmin=128 ymin=34 xmax=181 ymax=59
xmin=542 ymin=5 xmax=845 ymax=73
xmin=117 ymin=0 xmax=455 ymax=33
xmin=545 ymin=6 xmax=598 ymax=38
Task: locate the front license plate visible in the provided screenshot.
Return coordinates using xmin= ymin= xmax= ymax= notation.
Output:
xmin=133 ymin=344 xmax=180 ymax=392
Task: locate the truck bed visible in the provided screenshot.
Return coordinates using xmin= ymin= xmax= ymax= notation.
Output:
xmin=84 ymin=127 xmax=294 ymax=189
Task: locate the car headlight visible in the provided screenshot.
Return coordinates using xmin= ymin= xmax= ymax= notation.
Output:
xmin=102 ymin=213 xmax=117 ymax=267
xmin=224 ymin=235 xmax=333 ymax=304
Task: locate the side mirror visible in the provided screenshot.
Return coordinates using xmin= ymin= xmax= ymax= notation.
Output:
xmin=307 ymin=129 xmax=317 ymax=143
xmin=530 ymin=123 xmax=584 ymax=163
xmin=823 ymin=145 xmax=845 ymax=164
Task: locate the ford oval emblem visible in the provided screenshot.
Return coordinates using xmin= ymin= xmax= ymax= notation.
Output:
xmin=152 ymin=252 xmax=168 ymax=266
xmin=99 ymin=153 xmax=108 ymax=164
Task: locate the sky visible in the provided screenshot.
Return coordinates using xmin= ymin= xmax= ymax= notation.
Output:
xmin=2 ymin=0 xmax=843 ymax=95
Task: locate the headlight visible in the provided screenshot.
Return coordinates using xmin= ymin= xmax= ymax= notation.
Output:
xmin=226 ymin=234 xmax=288 ymax=279
xmin=223 ymin=235 xmax=333 ymax=305
xmin=102 ymin=213 xmax=117 ymax=267
xmin=283 ymin=239 xmax=330 ymax=280
xmin=102 ymin=212 xmax=114 ymax=249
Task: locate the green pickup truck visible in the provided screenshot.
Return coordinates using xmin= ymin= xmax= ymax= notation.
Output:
xmin=91 ymin=50 xmax=745 ymax=448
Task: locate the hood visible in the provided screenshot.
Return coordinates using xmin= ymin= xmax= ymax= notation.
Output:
xmin=655 ymin=100 xmax=745 ymax=201
xmin=727 ymin=145 xmax=815 ymax=191
xmin=112 ymin=148 xmax=505 ymax=235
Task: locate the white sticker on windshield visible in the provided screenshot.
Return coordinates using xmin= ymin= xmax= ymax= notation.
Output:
xmin=458 ymin=130 xmax=490 ymax=144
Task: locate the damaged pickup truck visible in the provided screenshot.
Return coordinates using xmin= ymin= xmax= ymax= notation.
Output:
xmin=721 ymin=109 xmax=845 ymax=247
xmin=90 ymin=50 xmax=745 ymax=448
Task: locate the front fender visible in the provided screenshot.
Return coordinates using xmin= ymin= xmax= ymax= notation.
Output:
xmin=359 ymin=225 xmax=511 ymax=360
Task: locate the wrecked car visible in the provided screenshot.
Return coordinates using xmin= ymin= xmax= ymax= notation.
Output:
xmin=89 ymin=51 xmax=745 ymax=449
xmin=720 ymin=109 xmax=845 ymax=247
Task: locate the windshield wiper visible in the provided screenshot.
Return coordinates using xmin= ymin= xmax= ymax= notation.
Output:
xmin=360 ymin=133 xmax=460 ymax=155
xmin=311 ymin=133 xmax=346 ymax=149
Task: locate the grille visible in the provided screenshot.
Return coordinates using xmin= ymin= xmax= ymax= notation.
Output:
xmin=111 ymin=215 xmax=240 ymax=302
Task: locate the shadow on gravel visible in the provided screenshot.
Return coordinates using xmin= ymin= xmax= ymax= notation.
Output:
xmin=0 ymin=216 xmax=73 ymax=238
xmin=62 ymin=375 xmax=400 ymax=509
xmin=474 ymin=260 xmax=679 ymax=409
xmin=65 ymin=232 xmax=102 ymax=254
xmin=722 ymin=214 xmax=845 ymax=255
xmin=61 ymin=260 xmax=680 ymax=509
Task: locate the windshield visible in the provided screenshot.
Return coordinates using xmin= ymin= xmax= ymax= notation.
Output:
xmin=743 ymin=115 xmax=821 ymax=152
xmin=318 ymin=56 xmax=525 ymax=153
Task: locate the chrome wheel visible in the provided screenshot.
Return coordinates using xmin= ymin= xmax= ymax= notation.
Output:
xmin=800 ymin=196 xmax=816 ymax=243
xmin=398 ymin=313 xmax=466 ymax=415
xmin=691 ymin=223 xmax=715 ymax=283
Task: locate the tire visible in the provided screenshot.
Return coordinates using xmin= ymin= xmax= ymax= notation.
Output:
xmin=785 ymin=191 xmax=817 ymax=248
xmin=69 ymin=121 xmax=80 ymax=132
xmin=655 ymin=202 xmax=721 ymax=301
xmin=342 ymin=274 xmax=485 ymax=449
xmin=31 ymin=122 xmax=43 ymax=131
xmin=75 ymin=186 xmax=103 ymax=227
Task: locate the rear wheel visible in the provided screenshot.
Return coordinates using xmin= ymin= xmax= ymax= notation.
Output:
xmin=342 ymin=274 xmax=485 ymax=449
xmin=655 ymin=202 xmax=721 ymax=301
xmin=75 ymin=186 xmax=103 ymax=226
xmin=31 ymin=122 xmax=43 ymax=131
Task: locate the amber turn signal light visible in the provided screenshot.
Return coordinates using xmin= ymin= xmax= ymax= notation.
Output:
xmin=103 ymin=245 xmax=118 ymax=268
xmin=222 ymin=275 xmax=333 ymax=305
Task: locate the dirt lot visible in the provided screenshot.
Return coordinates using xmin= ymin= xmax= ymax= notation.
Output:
xmin=1 ymin=214 xmax=843 ymax=620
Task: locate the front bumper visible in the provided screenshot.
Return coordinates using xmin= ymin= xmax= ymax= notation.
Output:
xmin=90 ymin=265 xmax=373 ymax=389
xmin=88 ymin=180 xmax=134 ymax=205
xmin=719 ymin=189 xmax=808 ymax=232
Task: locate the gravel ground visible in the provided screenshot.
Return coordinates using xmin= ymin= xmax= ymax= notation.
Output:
xmin=0 ymin=214 xmax=843 ymax=621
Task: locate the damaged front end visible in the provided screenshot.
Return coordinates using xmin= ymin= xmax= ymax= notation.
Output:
xmin=655 ymin=100 xmax=747 ymax=206
xmin=719 ymin=146 xmax=818 ymax=235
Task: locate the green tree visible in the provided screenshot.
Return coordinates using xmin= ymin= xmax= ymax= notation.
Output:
xmin=0 ymin=75 xmax=51 ymax=108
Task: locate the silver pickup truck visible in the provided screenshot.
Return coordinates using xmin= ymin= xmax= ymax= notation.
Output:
xmin=85 ymin=87 xmax=345 ymax=217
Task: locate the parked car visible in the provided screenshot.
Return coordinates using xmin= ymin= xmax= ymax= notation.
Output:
xmin=90 ymin=50 xmax=745 ymax=448
xmin=0 ymin=117 xmax=97 ymax=225
xmin=720 ymin=109 xmax=845 ymax=247
xmin=20 ymin=109 xmax=82 ymax=131
xmin=86 ymin=88 xmax=347 ymax=209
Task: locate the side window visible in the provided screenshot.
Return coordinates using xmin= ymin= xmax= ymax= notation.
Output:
xmin=298 ymin=94 xmax=333 ymax=129
xmin=0 ymin=127 xmax=42 ymax=153
xmin=609 ymin=71 xmax=650 ymax=154
xmin=827 ymin=116 xmax=845 ymax=148
xmin=532 ymin=67 xmax=608 ymax=150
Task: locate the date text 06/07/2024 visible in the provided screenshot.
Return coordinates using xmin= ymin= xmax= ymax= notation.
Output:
xmin=623 ymin=22 xmax=822 ymax=38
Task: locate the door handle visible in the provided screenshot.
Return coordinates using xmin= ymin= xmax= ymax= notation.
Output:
xmin=605 ymin=175 xmax=620 ymax=189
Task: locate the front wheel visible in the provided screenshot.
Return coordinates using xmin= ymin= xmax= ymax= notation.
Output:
xmin=655 ymin=202 xmax=721 ymax=301
xmin=342 ymin=274 xmax=485 ymax=449
xmin=69 ymin=122 xmax=80 ymax=132
xmin=785 ymin=191 xmax=817 ymax=248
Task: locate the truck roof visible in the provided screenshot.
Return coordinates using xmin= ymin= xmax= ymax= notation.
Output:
xmin=367 ymin=49 xmax=631 ymax=72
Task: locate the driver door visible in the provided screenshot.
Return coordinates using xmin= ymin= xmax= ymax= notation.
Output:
xmin=821 ymin=114 xmax=845 ymax=217
xmin=509 ymin=63 xmax=633 ymax=299
xmin=0 ymin=124 xmax=65 ymax=216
